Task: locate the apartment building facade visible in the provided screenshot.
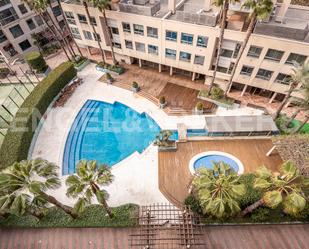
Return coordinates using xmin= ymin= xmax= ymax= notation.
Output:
xmin=0 ymin=0 xmax=65 ymax=63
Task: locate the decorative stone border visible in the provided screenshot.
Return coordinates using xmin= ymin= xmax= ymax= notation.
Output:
xmin=188 ymin=151 xmax=245 ymax=175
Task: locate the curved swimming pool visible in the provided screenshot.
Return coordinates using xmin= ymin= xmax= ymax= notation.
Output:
xmin=63 ymin=100 xmax=160 ymax=174
xmin=189 ymin=151 xmax=244 ymax=175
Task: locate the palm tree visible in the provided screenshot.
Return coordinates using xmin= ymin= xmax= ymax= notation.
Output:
xmin=241 ymin=161 xmax=309 ymax=217
xmin=65 ymin=160 xmax=114 ymax=218
xmin=224 ymin=0 xmax=273 ymax=96
xmin=273 ymin=61 xmax=309 ymax=120
xmin=192 ymin=162 xmax=245 ymax=218
xmin=0 ymin=158 xmax=76 ymax=218
xmin=83 ymin=0 xmax=105 ymax=63
xmin=208 ymin=0 xmax=237 ymax=95
xmin=90 ymin=0 xmax=117 ymax=65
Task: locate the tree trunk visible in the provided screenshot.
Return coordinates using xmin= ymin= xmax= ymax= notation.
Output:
xmin=241 ymin=198 xmax=265 ymax=217
xmin=29 ymin=211 xmax=44 ymax=219
xmin=102 ymin=9 xmax=117 ymax=65
xmin=224 ymin=14 xmax=257 ymax=97
xmin=286 ymin=108 xmax=301 ymax=127
xmin=91 ymin=183 xmax=113 ymax=218
xmin=208 ymin=0 xmax=229 ymax=95
xmin=83 ymin=1 xmax=105 ymax=63
xmin=41 ymin=192 xmax=77 ymax=218
xmin=57 ymin=0 xmax=84 ymax=57
xmin=293 ymin=113 xmax=309 ymax=134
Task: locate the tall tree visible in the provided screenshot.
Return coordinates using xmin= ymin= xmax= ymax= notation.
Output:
xmin=83 ymin=1 xmax=105 ymax=63
xmin=91 ymin=0 xmax=117 ymax=65
xmin=0 ymin=158 xmax=76 ymax=218
xmin=241 ymin=161 xmax=309 ymax=217
xmin=192 ymin=162 xmax=245 ymax=218
xmin=273 ymin=61 xmax=309 ymax=120
xmin=224 ymin=0 xmax=273 ymax=96
xmin=65 ymin=160 xmax=114 ymax=218
xmin=208 ymin=0 xmax=237 ymax=95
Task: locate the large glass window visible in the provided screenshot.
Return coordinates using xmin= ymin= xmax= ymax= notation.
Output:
xmin=0 ymin=0 xmax=10 ymax=7
xmin=110 ymin=27 xmax=119 ymax=35
xmin=122 ymin=22 xmax=130 ymax=33
xmin=194 ymin=55 xmax=205 ymax=65
xmin=179 ymin=51 xmax=191 ymax=62
xmin=148 ymin=44 xmax=158 ymax=55
xmin=71 ymin=27 xmax=81 ymax=39
xmin=264 ymin=49 xmax=284 ymax=62
xmin=220 ymin=49 xmax=233 ymax=58
xmin=19 ymin=39 xmax=31 ymax=51
xmin=77 ymin=14 xmax=87 ymax=24
xmin=135 ymin=42 xmax=145 ymax=52
xmin=240 ymin=65 xmax=254 ymax=76
xmin=165 ymin=30 xmax=177 ymax=41
xmin=65 ymin=11 xmax=76 ymax=25
xmin=275 ymin=73 xmax=291 ymax=85
xmin=90 ymin=16 xmax=96 ymax=26
xmin=147 ymin=27 xmax=158 ymax=38
xmin=0 ymin=30 xmax=7 ymax=43
xmin=181 ymin=33 xmax=193 ymax=45
xmin=197 ymin=36 xmax=208 ymax=47
xmin=125 ymin=40 xmax=133 ymax=49
xmin=93 ymin=32 xmax=101 ymax=42
xmin=133 ymin=24 xmax=144 ymax=35
xmin=0 ymin=7 xmax=18 ymax=26
xmin=285 ymin=53 xmax=307 ymax=65
xmin=3 ymin=43 xmax=18 ymax=56
xmin=52 ymin=5 xmax=61 ymax=17
xmin=83 ymin=30 xmax=92 ymax=40
xmin=9 ymin=24 xmax=24 ymax=38
xmin=255 ymin=68 xmax=273 ymax=80
xmin=18 ymin=4 xmax=28 ymax=14
xmin=247 ymin=46 xmax=262 ymax=58
xmin=26 ymin=18 xmax=36 ymax=30
xmin=113 ymin=42 xmax=121 ymax=49
xmin=165 ymin=48 xmax=176 ymax=59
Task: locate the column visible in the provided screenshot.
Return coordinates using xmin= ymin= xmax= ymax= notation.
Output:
xmin=241 ymin=85 xmax=248 ymax=97
xmin=192 ymin=72 xmax=196 ymax=81
xmin=170 ymin=66 xmax=173 ymax=76
xmin=138 ymin=59 xmax=142 ymax=68
xmin=269 ymin=92 xmax=277 ymax=103
xmin=284 ymin=100 xmax=291 ymax=108
xmin=159 ymin=64 xmax=162 ymax=73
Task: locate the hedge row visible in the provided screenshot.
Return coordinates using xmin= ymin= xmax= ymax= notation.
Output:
xmin=0 ymin=62 xmax=77 ymax=169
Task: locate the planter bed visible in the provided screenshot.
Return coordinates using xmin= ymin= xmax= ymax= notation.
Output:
xmin=74 ymin=59 xmax=90 ymax=71
xmin=198 ymin=91 xmax=236 ymax=109
xmin=96 ymin=62 xmax=125 ymax=75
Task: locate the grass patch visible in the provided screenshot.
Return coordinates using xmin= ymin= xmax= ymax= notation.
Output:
xmin=0 ymin=204 xmax=139 ymax=228
xmin=276 ymin=114 xmax=309 ymax=135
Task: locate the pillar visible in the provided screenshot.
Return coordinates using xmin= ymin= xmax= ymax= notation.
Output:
xmin=192 ymin=72 xmax=196 ymax=81
xmin=284 ymin=100 xmax=291 ymax=108
xmin=203 ymin=0 xmax=211 ymax=11
xmin=170 ymin=66 xmax=173 ymax=76
xmin=138 ymin=59 xmax=142 ymax=68
xmin=168 ymin=0 xmax=176 ymax=14
xmin=159 ymin=64 xmax=162 ymax=73
xmin=269 ymin=92 xmax=277 ymax=103
xmin=241 ymin=85 xmax=248 ymax=97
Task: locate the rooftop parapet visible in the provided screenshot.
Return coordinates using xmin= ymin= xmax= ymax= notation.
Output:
xmin=118 ymin=0 xmax=161 ymax=16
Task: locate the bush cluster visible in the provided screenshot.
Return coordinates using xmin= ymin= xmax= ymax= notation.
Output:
xmin=25 ymin=51 xmax=48 ymax=73
xmin=0 ymin=62 xmax=77 ymax=169
xmin=97 ymin=62 xmax=125 ymax=74
xmin=210 ymin=86 xmax=224 ymax=100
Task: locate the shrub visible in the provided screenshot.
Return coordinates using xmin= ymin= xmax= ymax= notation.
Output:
xmin=184 ymin=194 xmax=203 ymax=215
xmin=196 ymin=101 xmax=204 ymax=110
xmin=210 ymin=86 xmax=224 ymax=100
xmin=0 ymin=67 xmax=10 ymax=79
xmin=238 ymin=173 xmax=262 ymax=208
xmin=106 ymin=72 xmax=112 ymax=80
xmin=0 ymin=62 xmax=76 ymax=169
xmin=97 ymin=62 xmax=125 ymax=74
xmin=25 ymin=51 xmax=48 ymax=73
xmin=159 ymin=96 xmax=166 ymax=104
xmin=250 ymin=208 xmax=270 ymax=222
xmin=132 ymin=81 xmax=139 ymax=89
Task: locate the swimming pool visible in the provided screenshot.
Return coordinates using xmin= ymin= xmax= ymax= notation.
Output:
xmin=63 ymin=100 xmax=160 ymax=174
xmin=189 ymin=151 xmax=244 ymax=175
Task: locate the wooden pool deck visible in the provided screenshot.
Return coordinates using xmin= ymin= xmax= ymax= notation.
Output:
xmin=158 ymin=138 xmax=283 ymax=205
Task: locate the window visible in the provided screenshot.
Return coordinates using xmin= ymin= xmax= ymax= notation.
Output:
xmin=26 ymin=18 xmax=36 ymax=30
xmin=19 ymin=39 xmax=31 ymax=51
xmin=34 ymin=15 xmax=43 ymax=26
xmin=217 ymin=66 xmax=229 ymax=74
xmin=9 ymin=24 xmax=24 ymax=38
xmin=71 ymin=27 xmax=81 ymax=39
xmin=65 ymin=11 xmax=76 ymax=25
xmin=125 ymin=40 xmax=133 ymax=49
xmin=247 ymin=46 xmax=262 ymax=58
xmin=255 ymin=68 xmax=273 ymax=80
xmin=285 ymin=53 xmax=307 ymax=65
xmin=0 ymin=7 xmax=18 ymax=26
xmin=133 ymin=24 xmax=144 ymax=35
xmin=166 ymin=30 xmax=177 ymax=41
xmin=264 ymin=49 xmax=284 ymax=62
xmin=194 ymin=55 xmax=205 ymax=65
xmin=221 ymin=49 xmax=233 ymax=58
xmin=18 ymin=4 xmax=28 ymax=14
xmin=93 ymin=32 xmax=101 ymax=42
xmin=240 ymin=65 xmax=254 ymax=76
xmin=275 ymin=73 xmax=291 ymax=85
xmin=0 ymin=0 xmax=10 ymax=7
xmin=147 ymin=27 xmax=158 ymax=38
xmin=78 ymin=14 xmax=87 ymax=24
xmin=83 ymin=30 xmax=92 ymax=40
xmin=165 ymin=48 xmax=176 ymax=59
xmin=110 ymin=27 xmax=119 ymax=35
xmin=122 ymin=22 xmax=130 ymax=33
xmin=148 ymin=44 xmax=158 ymax=55
xmin=0 ymin=30 xmax=7 ymax=43
xmin=135 ymin=42 xmax=145 ymax=52
xmin=179 ymin=51 xmax=191 ymax=62
xmin=197 ymin=36 xmax=208 ymax=47
xmin=90 ymin=16 xmax=96 ymax=26
xmin=112 ymin=42 xmax=121 ymax=49
xmin=3 ymin=43 xmax=18 ymax=56
xmin=52 ymin=6 xmax=61 ymax=17
xmin=181 ymin=33 xmax=193 ymax=45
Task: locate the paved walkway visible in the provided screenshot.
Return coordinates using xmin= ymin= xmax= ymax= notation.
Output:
xmin=0 ymin=224 xmax=308 ymax=249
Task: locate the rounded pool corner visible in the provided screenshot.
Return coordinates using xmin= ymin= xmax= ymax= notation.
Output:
xmin=189 ymin=151 xmax=244 ymax=175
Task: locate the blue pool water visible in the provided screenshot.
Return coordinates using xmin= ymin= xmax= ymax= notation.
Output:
xmin=194 ymin=155 xmax=239 ymax=172
xmin=63 ymin=100 xmax=161 ymax=174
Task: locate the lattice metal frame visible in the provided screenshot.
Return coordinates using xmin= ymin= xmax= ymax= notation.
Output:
xmin=130 ymin=203 xmax=205 ymax=249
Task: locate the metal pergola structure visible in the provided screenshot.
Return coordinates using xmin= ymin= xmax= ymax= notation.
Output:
xmin=130 ymin=203 xmax=205 ymax=249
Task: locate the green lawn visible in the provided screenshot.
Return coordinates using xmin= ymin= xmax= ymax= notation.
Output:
xmin=291 ymin=120 xmax=309 ymax=134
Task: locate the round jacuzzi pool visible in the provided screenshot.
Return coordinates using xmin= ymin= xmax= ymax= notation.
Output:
xmin=189 ymin=151 xmax=244 ymax=175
